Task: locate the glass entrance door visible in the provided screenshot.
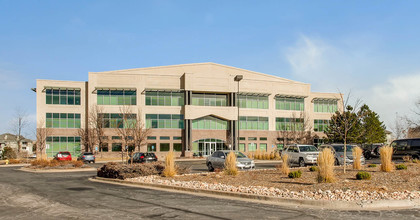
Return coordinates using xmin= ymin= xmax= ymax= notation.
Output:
xmin=205 ymin=142 xmax=216 ymax=156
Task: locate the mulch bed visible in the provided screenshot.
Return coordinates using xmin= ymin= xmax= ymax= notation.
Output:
xmin=168 ymin=163 xmax=420 ymax=192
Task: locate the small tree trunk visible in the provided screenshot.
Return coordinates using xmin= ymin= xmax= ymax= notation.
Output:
xmin=343 ymin=133 xmax=347 ymax=174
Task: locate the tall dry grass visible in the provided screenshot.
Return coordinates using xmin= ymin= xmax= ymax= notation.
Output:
xmin=280 ymin=154 xmax=289 ymax=175
xmin=317 ymin=148 xmax=335 ymax=183
xmin=255 ymin=149 xmax=261 ymax=160
xmin=274 ymin=152 xmax=281 ymax=160
xmin=352 ymin=146 xmax=363 ymax=170
xmin=380 ymin=146 xmax=394 ymax=172
xmin=224 ymin=151 xmax=238 ymax=175
xmin=163 ymin=151 xmax=177 ymax=177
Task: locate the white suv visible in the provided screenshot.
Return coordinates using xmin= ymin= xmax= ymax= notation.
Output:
xmin=283 ymin=144 xmax=319 ymax=167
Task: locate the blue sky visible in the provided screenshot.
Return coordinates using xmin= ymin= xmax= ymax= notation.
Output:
xmin=1 ymin=0 xmax=420 ymax=138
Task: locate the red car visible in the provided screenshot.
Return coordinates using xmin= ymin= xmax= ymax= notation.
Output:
xmin=54 ymin=151 xmax=72 ymax=161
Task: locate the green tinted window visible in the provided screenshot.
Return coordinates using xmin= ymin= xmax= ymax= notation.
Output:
xmin=145 ymin=91 xmax=184 ymax=106
xmin=239 ymin=116 xmax=268 ymax=130
xmin=314 ymin=99 xmax=337 ymax=113
xmin=276 ymin=97 xmax=304 ymax=111
xmin=191 ymin=93 xmax=227 ymax=106
xmin=97 ymin=89 xmax=136 ymax=105
xmin=46 ymin=88 xmax=81 ymax=105
xmin=276 ymin=117 xmax=304 ymax=131
xmin=145 ymin=114 xmax=184 ymax=129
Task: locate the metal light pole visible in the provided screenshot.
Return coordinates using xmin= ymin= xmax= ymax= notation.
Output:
xmin=234 ymin=75 xmax=243 ymax=151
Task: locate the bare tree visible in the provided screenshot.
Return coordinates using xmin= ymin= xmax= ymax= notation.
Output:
xmin=10 ymin=107 xmax=29 ymax=153
xmin=390 ymin=113 xmax=407 ymax=139
xmin=276 ymin=112 xmax=313 ymax=147
xmin=36 ymin=118 xmax=52 ymax=160
xmin=116 ymin=106 xmax=135 ymax=163
xmin=76 ymin=128 xmax=96 ymax=153
xmin=327 ymin=93 xmax=366 ymax=173
xmin=132 ymin=110 xmax=150 ymax=152
xmin=88 ymin=105 xmax=106 ymax=155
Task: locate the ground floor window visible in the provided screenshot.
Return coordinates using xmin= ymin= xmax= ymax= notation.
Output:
xmin=101 ymin=143 xmax=109 ymax=152
xmin=276 ymin=144 xmax=284 ymax=151
xmin=112 ymin=143 xmax=122 ymax=152
xmin=147 ymin=143 xmax=157 ymax=152
xmin=173 ymin=143 xmax=182 ymax=152
xmin=260 ymin=143 xmax=267 ymax=151
xmin=46 ymin=136 xmax=81 ymax=158
xmin=248 ymin=143 xmax=257 ymax=151
xmin=160 ymin=143 xmax=170 ymax=152
xmin=239 ymin=143 xmax=245 ymax=152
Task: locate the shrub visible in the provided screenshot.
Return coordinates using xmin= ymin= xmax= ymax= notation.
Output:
xmin=224 ymin=151 xmax=238 ymax=176
xmin=97 ymin=162 xmax=165 ymax=179
xmin=317 ymin=148 xmax=335 ymax=183
xmin=8 ymin=159 xmax=22 ymax=164
xmin=280 ymin=154 xmax=289 ymax=175
xmin=352 ymin=146 xmax=363 ymax=170
xmin=163 ymin=151 xmax=177 ymax=177
xmin=413 ymin=159 xmax=420 ymax=164
xmin=356 ymin=171 xmax=371 ymax=180
xmin=2 ymin=147 xmax=17 ymax=160
xmin=368 ymin=164 xmax=377 ymax=167
xmin=29 ymin=159 xmax=87 ymax=169
xmin=380 ymin=146 xmax=394 ymax=172
xmin=396 ymin=164 xmax=407 ymax=170
xmin=309 ymin=166 xmax=318 ymax=172
xmin=288 ymin=170 xmax=302 ymax=178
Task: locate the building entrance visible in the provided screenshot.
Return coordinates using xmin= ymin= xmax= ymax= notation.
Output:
xmin=192 ymin=138 xmax=228 ymax=157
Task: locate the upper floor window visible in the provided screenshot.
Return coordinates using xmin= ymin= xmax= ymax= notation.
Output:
xmin=146 ymin=114 xmax=184 ymax=129
xmin=239 ymin=116 xmax=268 ymax=130
xmin=314 ymin=99 xmax=337 ymax=113
xmin=46 ymin=88 xmax=80 ymax=105
xmin=46 ymin=113 xmax=81 ymax=128
xmin=192 ymin=93 xmax=227 ymax=106
xmin=238 ymin=95 xmax=268 ymax=109
xmin=145 ymin=91 xmax=184 ymax=106
xmin=99 ymin=113 xmax=136 ymax=128
xmin=314 ymin=119 xmax=330 ymax=132
xmin=276 ymin=117 xmax=304 ymax=131
xmin=192 ymin=116 xmax=228 ymax=130
xmin=276 ymin=97 xmax=304 ymax=111
xmin=97 ymin=89 xmax=136 ymax=105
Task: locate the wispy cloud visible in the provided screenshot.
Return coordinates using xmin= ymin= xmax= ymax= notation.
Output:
xmin=284 ymin=34 xmax=420 ymax=129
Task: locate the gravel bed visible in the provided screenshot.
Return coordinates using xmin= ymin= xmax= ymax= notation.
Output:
xmin=127 ymin=163 xmax=420 ymax=202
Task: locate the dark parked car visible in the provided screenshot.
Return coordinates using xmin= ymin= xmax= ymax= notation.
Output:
xmin=128 ymin=152 xmax=158 ymax=163
xmin=391 ymin=138 xmax=420 ymax=159
xmin=53 ymin=151 xmax=72 ymax=161
xmin=77 ymin=152 xmax=96 ymax=163
xmin=363 ymin=143 xmax=383 ymax=159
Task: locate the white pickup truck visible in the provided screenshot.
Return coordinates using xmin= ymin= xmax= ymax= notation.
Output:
xmin=283 ymin=144 xmax=319 ymax=167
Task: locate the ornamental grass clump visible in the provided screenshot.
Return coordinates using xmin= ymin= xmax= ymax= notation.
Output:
xmin=224 ymin=151 xmax=238 ymax=176
xmin=264 ymin=152 xmax=270 ymax=160
xmin=163 ymin=151 xmax=177 ymax=177
xmin=356 ymin=171 xmax=371 ymax=180
xmin=317 ymin=148 xmax=335 ymax=183
xmin=352 ymin=146 xmax=363 ymax=170
xmin=270 ymin=152 xmax=275 ymax=160
xmin=254 ymin=149 xmax=261 ymax=160
xmin=280 ymin=154 xmax=289 ymax=175
xmin=274 ymin=152 xmax=281 ymax=160
xmin=380 ymin=146 xmax=394 ymax=172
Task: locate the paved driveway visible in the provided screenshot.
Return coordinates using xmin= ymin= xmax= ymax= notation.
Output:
xmin=0 ymin=166 xmax=419 ymax=219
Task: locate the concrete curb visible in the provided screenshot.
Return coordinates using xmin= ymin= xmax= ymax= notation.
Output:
xmin=90 ymin=177 xmax=420 ymax=210
xmin=19 ymin=167 xmax=97 ymax=173
xmin=0 ymin=164 xmax=31 ymax=167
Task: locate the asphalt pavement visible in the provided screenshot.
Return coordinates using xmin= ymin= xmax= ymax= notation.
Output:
xmin=0 ymin=165 xmax=419 ymax=219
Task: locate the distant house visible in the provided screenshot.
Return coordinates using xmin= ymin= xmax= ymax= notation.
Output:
xmin=407 ymin=127 xmax=420 ymax=139
xmin=0 ymin=133 xmax=34 ymax=155
xmin=385 ymin=130 xmax=393 ymax=145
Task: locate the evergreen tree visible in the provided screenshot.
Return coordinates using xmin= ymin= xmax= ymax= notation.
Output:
xmin=359 ymin=104 xmax=386 ymax=144
xmin=325 ymin=105 xmax=363 ymax=144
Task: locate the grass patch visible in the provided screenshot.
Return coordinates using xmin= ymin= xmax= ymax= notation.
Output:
xmin=368 ymin=164 xmax=377 ymax=167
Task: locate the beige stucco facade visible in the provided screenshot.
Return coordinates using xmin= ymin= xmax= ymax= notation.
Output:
xmin=36 ymin=63 xmax=342 ymax=158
